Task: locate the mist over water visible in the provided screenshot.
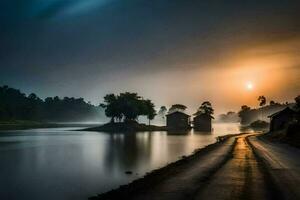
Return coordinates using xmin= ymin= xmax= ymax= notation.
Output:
xmin=0 ymin=123 xmax=240 ymax=200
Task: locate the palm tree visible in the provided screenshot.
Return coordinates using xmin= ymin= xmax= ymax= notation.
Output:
xmin=258 ymin=96 xmax=266 ymax=120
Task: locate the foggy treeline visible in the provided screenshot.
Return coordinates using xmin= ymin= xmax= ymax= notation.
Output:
xmin=217 ymin=111 xmax=240 ymax=123
xmin=238 ymin=102 xmax=295 ymax=125
xmin=217 ymin=102 xmax=296 ymax=125
xmin=0 ymin=85 xmax=104 ymax=122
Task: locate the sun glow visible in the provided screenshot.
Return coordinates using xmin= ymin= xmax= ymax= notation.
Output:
xmin=246 ymin=82 xmax=254 ymax=90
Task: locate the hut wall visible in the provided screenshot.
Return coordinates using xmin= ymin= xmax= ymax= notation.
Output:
xmin=167 ymin=113 xmax=189 ymax=129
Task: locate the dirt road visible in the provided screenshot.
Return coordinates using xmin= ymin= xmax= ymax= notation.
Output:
xmin=91 ymin=133 xmax=300 ymax=200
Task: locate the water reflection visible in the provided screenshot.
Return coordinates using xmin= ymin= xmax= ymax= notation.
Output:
xmin=167 ymin=130 xmax=191 ymax=135
xmin=104 ymin=132 xmax=153 ymax=172
xmin=0 ymin=123 xmax=241 ymax=200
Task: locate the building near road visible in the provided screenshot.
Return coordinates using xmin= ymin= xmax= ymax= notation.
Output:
xmin=268 ymin=107 xmax=297 ymax=132
xmin=166 ymin=111 xmax=191 ymax=130
xmin=193 ymin=113 xmax=213 ymax=131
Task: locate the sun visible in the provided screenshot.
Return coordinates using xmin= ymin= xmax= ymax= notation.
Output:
xmin=246 ymin=82 xmax=254 ymax=90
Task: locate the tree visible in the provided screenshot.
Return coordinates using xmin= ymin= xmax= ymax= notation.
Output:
xmin=118 ymin=92 xmax=142 ymax=122
xmin=295 ymin=95 xmax=300 ymax=108
xmin=238 ymin=105 xmax=251 ymax=125
xmin=158 ymin=106 xmax=167 ymax=119
xmin=195 ymin=101 xmax=214 ymax=117
xmin=143 ymin=99 xmax=156 ymax=125
xmin=241 ymin=105 xmax=251 ymax=111
xmin=269 ymin=100 xmax=276 ymax=106
xmin=100 ymin=94 xmax=122 ymax=123
xmin=258 ymin=96 xmax=266 ymax=120
xmin=28 ymin=93 xmax=38 ymax=101
xmin=25 ymin=93 xmax=43 ymax=120
xmin=258 ymin=96 xmax=266 ymax=107
xmin=100 ymin=92 xmax=157 ymax=124
xmin=295 ymin=95 xmax=300 ymax=121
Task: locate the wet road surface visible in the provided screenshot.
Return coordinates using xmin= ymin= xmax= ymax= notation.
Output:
xmin=194 ymin=134 xmax=280 ymax=200
xmin=249 ymin=136 xmax=300 ymax=200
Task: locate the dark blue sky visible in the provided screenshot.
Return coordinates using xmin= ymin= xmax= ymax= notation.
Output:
xmin=1 ymin=0 xmax=299 ymax=112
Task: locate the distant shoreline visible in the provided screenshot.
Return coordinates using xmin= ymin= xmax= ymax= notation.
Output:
xmin=0 ymin=121 xmax=100 ymax=131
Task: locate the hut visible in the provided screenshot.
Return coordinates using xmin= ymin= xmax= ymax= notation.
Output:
xmin=166 ymin=111 xmax=191 ymax=130
xmin=268 ymin=107 xmax=297 ymax=132
xmin=193 ymin=113 xmax=213 ymax=131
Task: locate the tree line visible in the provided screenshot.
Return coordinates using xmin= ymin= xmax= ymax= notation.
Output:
xmin=0 ymin=85 xmax=102 ymax=122
xmin=217 ymin=111 xmax=239 ymax=123
xmin=100 ymin=93 xmax=215 ymax=125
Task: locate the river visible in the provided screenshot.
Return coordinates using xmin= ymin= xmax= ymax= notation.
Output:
xmin=0 ymin=123 xmax=241 ymax=200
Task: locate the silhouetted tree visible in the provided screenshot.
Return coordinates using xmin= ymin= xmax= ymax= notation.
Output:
xmin=258 ymin=96 xmax=266 ymax=107
xmin=118 ymin=92 xmax=142 ymax=121
xmin=295 ymin=95 xmax=300 ymax=108
xmin=158 ymin=106 xmax=167 ymax=119
xmin=295 ymin=95 xmax=300 ymax=121
xmin=142 ymin=99 xmax=156 ymax=125
xmin=238 ymin=105 xmax=252 ymax=125
xmin=100 ymin=92 xmax=156 ymax=124
xmin=194 ymin=101 xmax=214 ymax=117
xmin=100 ymin=94 xmax=122 ymax=123
xmin=258 ymin=96 xmax=266 ymax=119
xmin=270 ymin=100 xmax=276 ymax=106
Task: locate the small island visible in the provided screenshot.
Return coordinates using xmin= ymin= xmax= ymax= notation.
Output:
xmin=84 ymin=121 xmax=167 ymax=132
xmin=82 ymin=93 xmax=214 ymax=132
xmin=82 ymin=92 xmax=165 ymax=132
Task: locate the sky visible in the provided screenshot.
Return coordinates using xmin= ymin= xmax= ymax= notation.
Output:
xmin=0 ymin=0 xmax=300 ymax=114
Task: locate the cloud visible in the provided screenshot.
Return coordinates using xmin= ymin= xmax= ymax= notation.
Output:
xmin=1 ymin=0 xmax=300 ymax=113
xmin=34 ymin=0 xmax=113 ymax=19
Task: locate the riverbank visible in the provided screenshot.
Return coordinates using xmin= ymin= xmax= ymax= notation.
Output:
xmin=89 ymin=133 xmax=243 ymax=200
xmin=83 ymin=121 xmax=167 ymax=132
